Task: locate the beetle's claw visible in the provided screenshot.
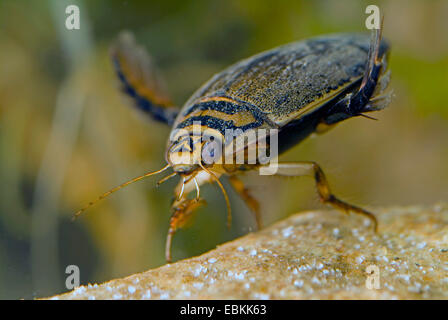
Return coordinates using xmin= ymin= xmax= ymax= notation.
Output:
xmin=327 ymin=196 xmax=378 ymax=233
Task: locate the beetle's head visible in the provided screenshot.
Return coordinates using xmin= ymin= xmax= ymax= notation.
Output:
xmin=166 ymin=134 xmax=201 ymax=176
xmin=166 ymin=131 xmax=221 ymax=176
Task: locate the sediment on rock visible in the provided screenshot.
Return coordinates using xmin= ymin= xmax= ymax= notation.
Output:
xmin=49 ymin=204 xmax=448 ymax=300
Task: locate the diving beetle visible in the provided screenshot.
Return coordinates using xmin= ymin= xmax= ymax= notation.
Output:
xmin=75 ymin=27 xmax=391 ymax=262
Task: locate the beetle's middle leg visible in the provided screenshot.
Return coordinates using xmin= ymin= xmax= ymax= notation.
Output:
xmin=265 ymin=162 xmax=378 ymax=231
xmin=228 ymin=175 xmax=262 ymax=229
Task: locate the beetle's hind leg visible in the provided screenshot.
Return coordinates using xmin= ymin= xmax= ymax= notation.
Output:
xmin=324 ymin=28 xmax=389 ymax=125
xmin=228 ymin=175 xmax=262 ymax=229
xmin=270 ymin=162 xmax=378 ymax=232
xmin=110 ymin=32 xmax=179 ymax=125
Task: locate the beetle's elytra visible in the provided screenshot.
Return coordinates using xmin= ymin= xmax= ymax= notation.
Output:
xmin=75 ymin=28 xmax=391 ymax=262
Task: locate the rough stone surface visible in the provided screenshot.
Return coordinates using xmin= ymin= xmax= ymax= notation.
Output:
xmin=49 ymin=204 xmax=448 ymax=300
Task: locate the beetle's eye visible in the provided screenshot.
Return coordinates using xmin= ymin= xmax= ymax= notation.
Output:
xmin=209 ymin=148 xmax=215 ymax=158
xmin=201 ymin=140 xmax=221 ymax=165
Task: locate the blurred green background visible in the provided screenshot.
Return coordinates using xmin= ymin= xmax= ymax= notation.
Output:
xmin=0 ymin=0 xmax=447 ymax=299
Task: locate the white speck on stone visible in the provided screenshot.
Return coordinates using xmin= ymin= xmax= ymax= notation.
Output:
xmin=237 ymin=246 xmax=245 ymax=252
xmin=416 ymin=242 xmax=427 ymax=249
xmin=316 ymin=263 xmax=324 ymax=270
xmin=292 ymin=268 xmax=298 ymax=275
xmin=282 ymin=226 xmax=294 ymax=238
xmin=72 ymin=286 xmax=86 ymax=296
xmin=160 ymin=293 xmax=170 ymax=300
xmin=333 ymin=228 xmax=340 ymax=236
xmin=193 ymin=264 xmax=208 ymax=277
xmin=113 ymin=293 xmax=123 ymax=300
xmin=193 ymin=282 xmax=204 ymax=289
xmin=396 ymin=274 xmax=411 ymax=283
xmin=249 ymin=249 xmax=257 ymax=256
xmin=254 ymin=293 xmax=270 ymax=300
xmin=151 ymin=285 xmax=159 ymax=293
xmin=208 ymin=258 xmax=217 ymax=264
xmin=322 ymin=269 xmax=329 ymax=275
xmin=141 ymin=290 xmax=151 ymax=299
xmin=244 ymin=283 xmax=250 ymax=289
xmin=356 ymin=255 xmax=365 ymax=264
xmin=311 ymin=277 xmax=320 ymax=284
xmin=408 ymin=285 xmax=421 ymax=293
xmin=88 ymin=296 xmax=96 ymax=300
xmin=127 ymin=285 xmax=136 ymax=294
xmin=294 ymin=280 xmax=304 ymax=288
xmin=228 ymin=271 xmax=234 ymax=277
xmin=184 ymin=291 xmax=191 ymax=297
xmin=234 ymin=272 xmax=245 ymax=280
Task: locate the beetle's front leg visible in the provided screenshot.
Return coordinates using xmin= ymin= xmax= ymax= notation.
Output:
xmin=165 ymin=176 xmax=209 ymax=262
xmin=262 ymin=161 xmax=378 ymax=232
xmin=166 ymin=196 xmax=205 ymax=262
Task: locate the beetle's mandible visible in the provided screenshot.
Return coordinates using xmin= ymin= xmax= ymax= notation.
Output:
xmin=75 ymin=27 xmax=391 ymax=262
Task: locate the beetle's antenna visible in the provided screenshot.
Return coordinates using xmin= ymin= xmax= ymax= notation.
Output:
xmin=73 ymin=163 xmax=170 ymax=220
xmin=156 ymin=172 xmax=177 ymax=187
xmin=199 ymin=163 xmax=232 ymax=229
